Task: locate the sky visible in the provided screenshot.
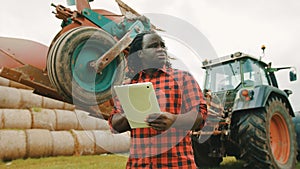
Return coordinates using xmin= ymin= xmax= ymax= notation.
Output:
xmin=0 ymin=0 xmax=299 ymax=111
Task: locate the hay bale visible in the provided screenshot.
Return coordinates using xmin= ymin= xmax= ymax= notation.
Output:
xmin=0 ymin=86 xmax=21 ymax=108
xmin=0 ymin=76 xmax=9 ymax=86
xmin=0 ymin=130 xmax=26 ymax=160
xmin=71 ymin=130 xmax=95 ymax=155
xmin=31 ymin=108 xmax=56 ymax=130
xmin=75 ymin=110 xmax=97 ymax=130
xmin=19 ymin=89 xmax=42 ymax=109
xmin=2 ymin=109 xmax=31 ymax=129
xmin=25 ymin=129 xmax=53 ymax=158
xmin=75 ymin=110 xmax=110 ymax=130
xmin=95 ymin=118 xmax=110 ymax=130
xmin=51 ymin=131 xmax=75 ymax=156
xmin=55 ymin=109 xmax=78 ymax=130
xmin=0 ymin=77 xmax=32 ymax=89
xmin=63 ymin=103 xmax=76 ymax=110
xmin=93 ymin=131 xmax=130 ymax=154
xmin=42 ymin=97 xmax=75 ymax=110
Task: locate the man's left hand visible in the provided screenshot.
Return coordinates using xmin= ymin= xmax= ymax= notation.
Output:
xmin=145 ymin=112 xmax=177 ymax=131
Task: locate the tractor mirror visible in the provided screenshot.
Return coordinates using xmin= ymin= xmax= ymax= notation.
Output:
xmin=289 ymin=70 xmax=297 ymax=81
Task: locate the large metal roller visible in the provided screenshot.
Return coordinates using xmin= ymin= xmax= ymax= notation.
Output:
xmin=47 ymin=26 xmax=125 ymax=105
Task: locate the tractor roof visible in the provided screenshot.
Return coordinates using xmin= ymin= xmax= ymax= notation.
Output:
xmin=202 ymin=52 xmax=268 ymax=69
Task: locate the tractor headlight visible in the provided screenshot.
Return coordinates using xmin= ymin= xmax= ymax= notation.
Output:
xmin=240 ymin=89 xmax=254 ymax=101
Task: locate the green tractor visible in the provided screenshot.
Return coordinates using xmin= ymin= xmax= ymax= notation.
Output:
xmin=192 ymin=51 xmax=298 ymax=169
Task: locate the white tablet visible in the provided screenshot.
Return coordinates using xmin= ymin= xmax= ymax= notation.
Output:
xmin=113 ymin=82 xmax=160 ymax=128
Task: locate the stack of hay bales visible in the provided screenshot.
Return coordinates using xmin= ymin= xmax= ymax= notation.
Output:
xmin=0 ymin=77 xmax=130 ymax=161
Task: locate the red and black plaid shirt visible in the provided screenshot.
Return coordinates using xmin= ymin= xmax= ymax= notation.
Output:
xmin=109 ymin=68 xmax=207 ymax=169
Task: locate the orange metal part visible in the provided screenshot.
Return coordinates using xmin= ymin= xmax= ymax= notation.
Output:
xmin=0 ymin=37 xmax=48 ymax=69
xmin=270 ymin=112 xmax=290 ymax=164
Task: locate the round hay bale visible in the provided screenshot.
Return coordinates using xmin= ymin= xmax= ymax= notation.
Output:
xmin=19 ymin=89 xmax=42 ymax=109
xmin=63 ymin=102 xmax=76 ymax=110
xmin=93 ymin=131 xmax=130 ymax=154
xmin=51 ymin=131 xmax=75 ymax=156
xmin=25 ymin=129 xmax=53 ymax=158
xmin=71 ymin=130 xmax=95 ymax=155
xmin=3 ymin=109 xmax=31 ymax=129
xmin=31 ymin=108 xmax=56 ymax=130
xmin=75 ymin=110 xmax=97 ymax=130
xmin=95 ymin=118 xmax=110 ymax=130
xmin=42 ymin=97 xmax=65 ymax=109
xmin=0 ymin=76 xmax=9 ymax=86
xmin=55 ymin=110 xmax=78 ymax=130
xmin=0 ymin=86 xmax=21 ymax=108
xmin=0 ymin=77 xmax=32 ymax=89
xmin=0 ymin=130 xmax=26 ymax=160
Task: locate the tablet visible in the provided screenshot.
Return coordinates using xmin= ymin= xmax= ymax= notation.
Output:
xmin=113 ymin=82 xmax=160 ymax=128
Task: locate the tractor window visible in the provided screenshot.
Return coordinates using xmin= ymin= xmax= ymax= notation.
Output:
xmin=242 ymin=59 xmax=269 ymax=86
xmin=204 ymin=61 xmax=241 ymax=92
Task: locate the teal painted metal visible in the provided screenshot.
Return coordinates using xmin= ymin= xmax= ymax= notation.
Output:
xmin=94 ymin=19 xmax=147 ymax=73
xmin=71 ymin=39 xmax=117 ymax=92
xmin=82 ymin=8 xmax=151 ymax=39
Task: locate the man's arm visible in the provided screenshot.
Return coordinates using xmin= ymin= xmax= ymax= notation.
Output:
xmin=111 ymin=113 xmax=131 ymax=133
xmin=145 ymin=105 xmax=205 ymax=131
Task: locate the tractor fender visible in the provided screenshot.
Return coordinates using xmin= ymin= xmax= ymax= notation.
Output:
xmin=233 ymin=85 xmax=295 ymax=116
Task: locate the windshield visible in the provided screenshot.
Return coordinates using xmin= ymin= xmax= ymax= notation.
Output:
xmin=204 ymin=61 xmax=240 ymax=92
xmin=204 ymin=58 xmax=270 ymax=92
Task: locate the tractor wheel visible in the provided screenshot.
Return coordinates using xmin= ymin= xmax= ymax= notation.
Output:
xmin=236 ymin=96 xmax=297 ymax=169
xmin=47 ymin=26 xmax=125 ymax=105
xmin=191 ymin=135 xmax=223 ymax=168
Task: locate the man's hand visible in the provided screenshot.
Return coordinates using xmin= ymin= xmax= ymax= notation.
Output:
xmin=145 ymin=112 xmax=177 ymax=131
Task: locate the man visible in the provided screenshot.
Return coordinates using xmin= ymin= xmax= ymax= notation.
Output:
xmin=108 ymin=31 xmax=207 ymax=168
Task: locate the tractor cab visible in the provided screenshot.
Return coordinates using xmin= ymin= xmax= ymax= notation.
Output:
xmin=202 ymin=52 xmax=270 ymax=93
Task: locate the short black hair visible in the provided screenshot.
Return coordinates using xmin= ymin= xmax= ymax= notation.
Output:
xmin=127 ymin=31 xmax=171 ymax=79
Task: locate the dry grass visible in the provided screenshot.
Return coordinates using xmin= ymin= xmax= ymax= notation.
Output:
xmin=0 ymin=155 xmax=299 ymax=169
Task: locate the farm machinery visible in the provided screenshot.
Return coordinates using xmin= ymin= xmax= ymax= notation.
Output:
xmin=192 ymin=51 xmax=298 ymax=169
xmin=0 ymin=0 xmax=156 ymax=118
xmin=0 ymin=0 xmax=299 ymax=168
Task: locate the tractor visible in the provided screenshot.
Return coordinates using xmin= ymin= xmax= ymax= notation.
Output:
xmin=191 ymin=51 xmax=298 ymax=169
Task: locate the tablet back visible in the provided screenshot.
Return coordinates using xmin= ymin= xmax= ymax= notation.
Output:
xmin=113 ymin=82 xmax=160 ymax=128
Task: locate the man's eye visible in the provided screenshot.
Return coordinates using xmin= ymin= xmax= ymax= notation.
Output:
xmin=148 ymin=43 xmax=158 ymax=48
xmin=147 ymin=42 xmax=166 ymax=49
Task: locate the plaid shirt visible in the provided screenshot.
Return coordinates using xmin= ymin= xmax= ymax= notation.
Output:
xmin=109 ymin=68 xmax=207 ymax=169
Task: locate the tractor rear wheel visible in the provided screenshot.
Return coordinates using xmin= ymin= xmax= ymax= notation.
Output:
xmin=236 ymin=96 xmax=297 ymax=169
xmin=47 ymin=26 xmax=125 ymax=105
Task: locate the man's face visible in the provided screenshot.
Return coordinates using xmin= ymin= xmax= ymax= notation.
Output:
xmin=139 ymin=33 xmax=168 ymax=69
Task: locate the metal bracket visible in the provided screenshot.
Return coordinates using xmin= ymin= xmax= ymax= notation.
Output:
xmin=91 ymin=20 xmax=147 ymax=73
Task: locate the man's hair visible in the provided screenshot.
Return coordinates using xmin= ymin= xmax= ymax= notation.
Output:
xmin=127 ymin=31 xmax=171 ymax=79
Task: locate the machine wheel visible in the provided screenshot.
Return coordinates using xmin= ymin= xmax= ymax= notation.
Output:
xmin=191 ymin=135 xmax=223 ymax=168
xmin=47 ymin=26 xmax=125 ymax=105
xmin=236 ymin=96 xmax=297 ymax=169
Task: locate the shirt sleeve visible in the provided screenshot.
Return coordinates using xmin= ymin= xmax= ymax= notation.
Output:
xmin=181 ymin=72 xmax=207 ymax=128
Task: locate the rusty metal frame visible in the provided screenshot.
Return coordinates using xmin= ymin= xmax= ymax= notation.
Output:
xmin=0 ymin=66 xmax=64 ymax=102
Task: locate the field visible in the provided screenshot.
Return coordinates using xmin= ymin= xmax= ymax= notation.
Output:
xmin=1 ymin=155 xmax=299 ymax=169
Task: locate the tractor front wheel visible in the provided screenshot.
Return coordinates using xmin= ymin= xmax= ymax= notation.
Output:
xmin=236 ymin=96 xmax=297 ymax=169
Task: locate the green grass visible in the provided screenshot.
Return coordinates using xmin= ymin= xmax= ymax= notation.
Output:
xmin=0 ymin=155 xmax=299 ymax=169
